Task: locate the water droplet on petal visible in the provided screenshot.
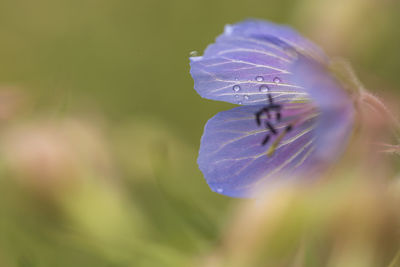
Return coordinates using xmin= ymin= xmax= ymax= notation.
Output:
xmin=233 ymin=85 xmax=241 ymax=92
xmin=244 ymin=95 xmax=249 ymax=100
xmin=255 ymin=76 xmax=264 ymax=82
xmin=224 ymin=25 xmax=233 ymax=35
xmin=190 ymin=56 xmax=203 ymax=62
xmin=189 ymin=50 xmax=199 ymax=57
xmin=273 ymin=77 xmax=281 ymax=84
xmin=216 ymin=188 xmax=224 ymax=193
xmin=238 ymin=101 xmax=243 ymax=105
xmin=259 ymin=85 xmax=269 ymax=92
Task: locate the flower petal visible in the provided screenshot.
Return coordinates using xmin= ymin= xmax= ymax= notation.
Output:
xmin=290 ymin=56 xmax=355 ymax=165
xmin=190 ymin=19 xmax=328 ymax=105
xmin=198 ymin=104 xmax=319 ymax=197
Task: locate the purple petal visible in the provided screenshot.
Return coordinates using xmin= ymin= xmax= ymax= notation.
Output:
xmin=221 ymin=20 xmax=327 ymax=61
xmin=290 ymin=56 xmax=355 ymax=164
xmin=190 ymin=19 xmax=328 ymax=105
xmin=197 ymin=57 xmax=355 ymax=198
xmin=198 ymin=104 xmax=319 ymax=197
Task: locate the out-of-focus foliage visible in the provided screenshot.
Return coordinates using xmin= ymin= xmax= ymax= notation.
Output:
xmin=201 ymin=175 xmax=400 ymax=267
xmin=0 ymin=0 xmax=399 ymax=266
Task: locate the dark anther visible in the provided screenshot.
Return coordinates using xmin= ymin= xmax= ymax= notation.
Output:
xmin=267 ymin=94 xmax=281 ymax=110
xmin=266 ymin=122 xmax=277 ymax=135
xmin=254 ymin=92 xmax=293 ymax=147
xmin=266 ymin=94 xmax=282 ymax=111
xmin=255 ymin=93 xmax=281 ymax=125
xmin=255 ymin=111 xmax=262 ymax=126
xmin=255 ymin=108 xmax=272 ymax=125
xmin=276 ymin=112 xmax=281 ymax=122
xmin=262 ymin=135 xmax=271 ymax=145
xmin=285 ymin=125 xmax=293 ymax=132
xmin=268 ymin=94 xmax=273 ymax=105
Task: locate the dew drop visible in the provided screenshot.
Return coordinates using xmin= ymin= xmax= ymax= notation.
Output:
xmin=259 ymin=85 xmax=269 ymax=92
xmin=189 ymin=50 xmax=198 ymax=57
xmin=216 ymin=188 xmax=224 ymax=193
xmin=273 ymin=77 xmax=281 ymax=84
xmin=233 ymin=85 xmax=241 ymax=92
xmin=224 ymin=24 xmax=233 ymax=35
xmin=190 ymin=56 xmax=203 ymax=62
xmin=255 ymin=76 xmax=264 ymax=82
xmin=244 ymin=95 xmax=249 ymax=100
xmin=238 ymin=101 xmax=243 ymax=105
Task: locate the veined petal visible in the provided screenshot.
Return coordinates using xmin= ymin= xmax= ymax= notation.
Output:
xmin=190 ymin=19 xmax=328 ymax=105
xmin=221 ymin=20 xmax=327 ymax=62
xmin=193 ymin=20 xmax=355 ymax=198
xmin=198 ymin=104 xmax=319 ymax=197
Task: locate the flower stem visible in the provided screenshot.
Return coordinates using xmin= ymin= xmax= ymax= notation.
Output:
xmin=359 ymin=90 xmax=400 ymax=141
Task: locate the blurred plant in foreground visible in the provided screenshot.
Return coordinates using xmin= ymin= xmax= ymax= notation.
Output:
xmin=200 ymin=174 xmax=400 ymax=267
xmin=0 ymin=111 xmax=194 ymax=266
xmin=0 ymin=118 xmax=112 ymax=193
xmin=0 ymin=93 xmax=232 ymax=266
xmin=0 ymin=87 xmax=27 ymax=122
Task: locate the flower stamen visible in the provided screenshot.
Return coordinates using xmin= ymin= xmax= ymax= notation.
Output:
xmin=255 ymin=93 xmax=288 ymax=149
xmin=255 ymin=93 xmax=313 ymax=156
xmin=266 ymin=121 xmax=278 ymax=135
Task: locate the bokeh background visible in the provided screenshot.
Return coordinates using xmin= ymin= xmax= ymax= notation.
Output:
xmin=0 ymin=0 xmax=400 ymax=266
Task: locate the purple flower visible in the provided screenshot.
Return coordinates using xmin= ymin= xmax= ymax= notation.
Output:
xmin=190 ymin=19 xmax=355 ymax=198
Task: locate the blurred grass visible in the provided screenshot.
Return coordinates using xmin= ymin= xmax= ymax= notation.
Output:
xmin=0 ymin=0 xmax=399 ymax=266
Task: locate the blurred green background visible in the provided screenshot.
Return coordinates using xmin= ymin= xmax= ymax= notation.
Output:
xmin=0 ymin=0 xmax=399 ymax=266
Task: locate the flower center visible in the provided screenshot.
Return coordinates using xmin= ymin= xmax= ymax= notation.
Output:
xmin=255 ymin=93 xmax=316 ymax=156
